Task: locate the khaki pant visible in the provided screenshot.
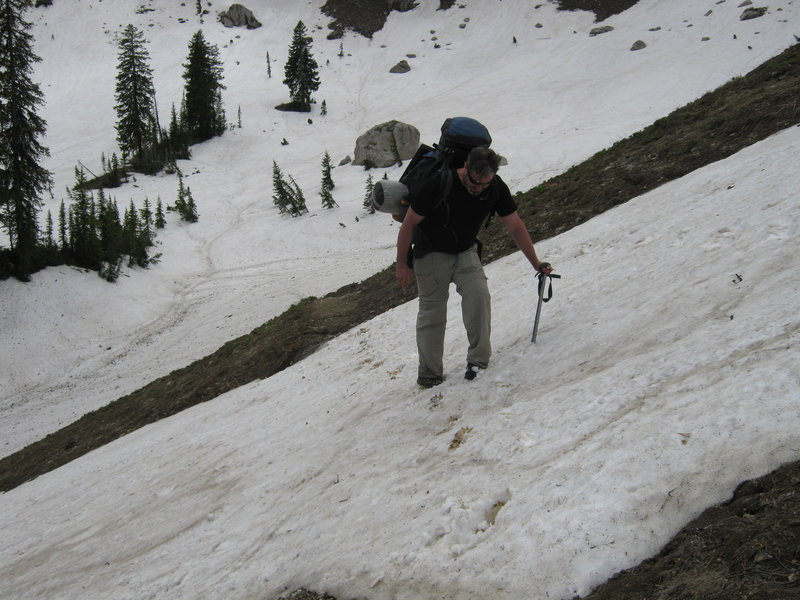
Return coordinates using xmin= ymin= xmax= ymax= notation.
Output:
xmin=414 ymin=245 xmax=491 ymax=380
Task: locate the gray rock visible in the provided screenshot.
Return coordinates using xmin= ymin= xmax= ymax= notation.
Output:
xmin=219 ymin=4 xmax=262 ymax=29
xmin=354 ymin=121 xmax=420 ymax=168
xmin=740 ymin=7 xmax=768 ymax=20
xmin=390 ymin=59 xmax=411 ymax=74
xmin=589 ymin=25 xmax=614 ymax=37
xmin=631 ymin=40 xmax=647 ymax=51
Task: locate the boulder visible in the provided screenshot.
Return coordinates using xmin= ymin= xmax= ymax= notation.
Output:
xmin=354 ymin=121 xmax=420 ymax=168
xmin=740 ymin=7 xmax=768 ymax=20
xmin=589 ymin=25 xmax=614 ymax=36
xmin=390 ymin=59 xmax=411 ymax=74
xmin=219 ymin=4 xmax=262 ymax=29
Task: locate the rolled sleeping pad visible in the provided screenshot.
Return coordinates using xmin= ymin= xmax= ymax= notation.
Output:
xmin=371 ymin=180 xmax=410 ymax=220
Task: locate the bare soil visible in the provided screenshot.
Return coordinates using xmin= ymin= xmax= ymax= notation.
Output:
xmin=2 ymin=2 xmax=799 ymax=598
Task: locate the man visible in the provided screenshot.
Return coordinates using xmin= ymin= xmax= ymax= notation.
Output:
xmin=396 ymin=146 xmax=553 ymax=388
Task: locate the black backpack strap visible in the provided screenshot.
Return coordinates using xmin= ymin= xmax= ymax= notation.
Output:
xmin=482 ymin=178 xmax=500 ymax=228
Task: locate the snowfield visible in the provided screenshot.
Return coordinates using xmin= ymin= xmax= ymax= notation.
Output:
xmin=1 ymin=1 xmax=798 ymax=599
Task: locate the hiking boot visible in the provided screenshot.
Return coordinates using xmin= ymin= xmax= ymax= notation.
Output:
xmin=464 ymin=363 xmax=484 ymax=381
xmin=417 ymin=375 xmax=443 ymax=388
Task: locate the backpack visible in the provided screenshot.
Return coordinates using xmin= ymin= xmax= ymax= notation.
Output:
xmin=371 ymin=117 xmax=493 ymax=222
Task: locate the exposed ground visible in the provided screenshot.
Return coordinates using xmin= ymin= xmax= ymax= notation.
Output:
xmin=2 ymin=1 xmax=799 ymax=599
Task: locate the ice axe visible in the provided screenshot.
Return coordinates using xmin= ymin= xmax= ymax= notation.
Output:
xmin=531 ymin=265 xmax=560 ymax=344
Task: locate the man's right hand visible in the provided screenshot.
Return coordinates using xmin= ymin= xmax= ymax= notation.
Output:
xmin=396 ymin=207 xmax=424 ymax=288
xmin=396 ymin=263 xmax=414 ymax=288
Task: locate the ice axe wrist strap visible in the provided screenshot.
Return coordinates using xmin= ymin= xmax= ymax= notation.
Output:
xmin=537 ymin=269 xmax=560 ymax=303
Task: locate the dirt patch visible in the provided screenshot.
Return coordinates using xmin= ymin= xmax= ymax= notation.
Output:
xmin=555 ymin=0 xmax=642 ymax=22
xmin=580 ymin=459 xmax=800 ymax=600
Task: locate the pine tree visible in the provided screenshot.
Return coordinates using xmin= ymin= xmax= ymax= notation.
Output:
xmin=271 ymin=161 xmax=291 ymax=214
xmin=139 ymin=196 xmax=153 ymax=245
xmin=182 ymin=187 xmax=198 ymax=222
xmin=167 ymin=102 xmax=190 ymax=162
xmin=282 ymin=21 xmax=320 ymax=112
xmin=154 ymin=197 xmax=166 ymax=229
xmin=57 ymin=200 xmax=67 ymax=249
xmin=0 ymin=0 xmax=52 ymax=279
xmin=320 ymin=151 xmax=337 ymax=209
xmin=97 ymin=191 xmax=123 ymax=279
xmin=114 ymin=24 xmax=156 ymax=167
xmin=265 ymin=50 xmax=272 ymax=78
xmin=42 ymin=210 xmax=54 ymax=250
xmin=174 ymin=171 xmax=187 ymax=215
xmin=122 ymin=199 xmax=148 ymax=267
xmin=66 ymin=166 xmax=100 ymax=268
xmin=182 ymin=30 xmax=226 ymax=144
xmin=363 ymin=174 xmax=376 ymax=213
xmin=286 ymin=174 xmax=308 ymax=216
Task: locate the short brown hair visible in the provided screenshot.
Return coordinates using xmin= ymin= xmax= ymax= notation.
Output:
xmin=467 ymin=146 xmax=500 ymax=178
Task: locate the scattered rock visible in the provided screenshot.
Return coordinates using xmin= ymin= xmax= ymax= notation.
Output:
xmin=631 ymin=40 xmax=647 ymax=51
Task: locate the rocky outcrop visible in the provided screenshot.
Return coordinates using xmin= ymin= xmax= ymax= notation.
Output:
xmin=353 ymin=121 xmax=420 ymax=168
xmin=219 ymin=4 xmax=262 ymax=29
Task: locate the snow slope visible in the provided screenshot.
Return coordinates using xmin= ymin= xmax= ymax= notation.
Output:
xmin=0 ymin=1 xmax=798 ymax=598
xmin=2 ymin=0 xmax=797 ymax=454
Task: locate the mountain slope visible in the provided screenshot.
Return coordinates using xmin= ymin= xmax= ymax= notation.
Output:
xmin=2 ymin=41 xmax=796 ymax=494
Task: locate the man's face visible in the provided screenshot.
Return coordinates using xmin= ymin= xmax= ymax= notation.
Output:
xmin=461 ymin=166 xmax=494 ymax=196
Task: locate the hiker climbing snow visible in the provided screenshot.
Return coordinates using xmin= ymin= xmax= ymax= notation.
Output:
xmin=390 ymin=118 xmax=554 ymax=388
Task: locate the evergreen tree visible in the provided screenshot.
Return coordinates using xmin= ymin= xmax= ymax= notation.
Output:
xmin=42 ymin=210 xmax=54 ymax=249
xmin=182 ymin=187 xmax=198 ymax=222
xmin=282 ymin=21 xmax=320 ymax=111
xmin=182 ymin=30 xmax=226 ymax=144
xmin=139 ymin=196 xmax=153 ymax=245
xmin=174 ymin=171 xmax=187 ymax=215
xmin=286 ymin=174 xmax=308 ymax=216
xmin=0 ymin=0 xmax=52 ymax=279
xmin=167 ymin=102 xmax=190 ymax=162
xmin=96 ymin=191 xmax=123 ymax=279
xmin=154 ymin=197 xmax=166 ymax=229
xmin=173 ymin=173 xmax=198 ymax=222
xmin=320 ymin=151 xmax=337 ymax=209
xmin=57 ymin=199 xmax=67 ymax=249
xmin=363 ymin=174 xmax=376 ymax=213
xmin=114 ymin=24 xmax=156 ymax=166
xmin=66 ymin=166 xmax=100 ymax=268
xmin=271 ymin=160 xmax=291 ymax=214
xmin=122 ymin=199 xmax=146 ymax=267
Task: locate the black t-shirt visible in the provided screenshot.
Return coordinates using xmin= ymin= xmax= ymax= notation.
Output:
xmin=410 ymin=169 xmax=517 ymax=255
